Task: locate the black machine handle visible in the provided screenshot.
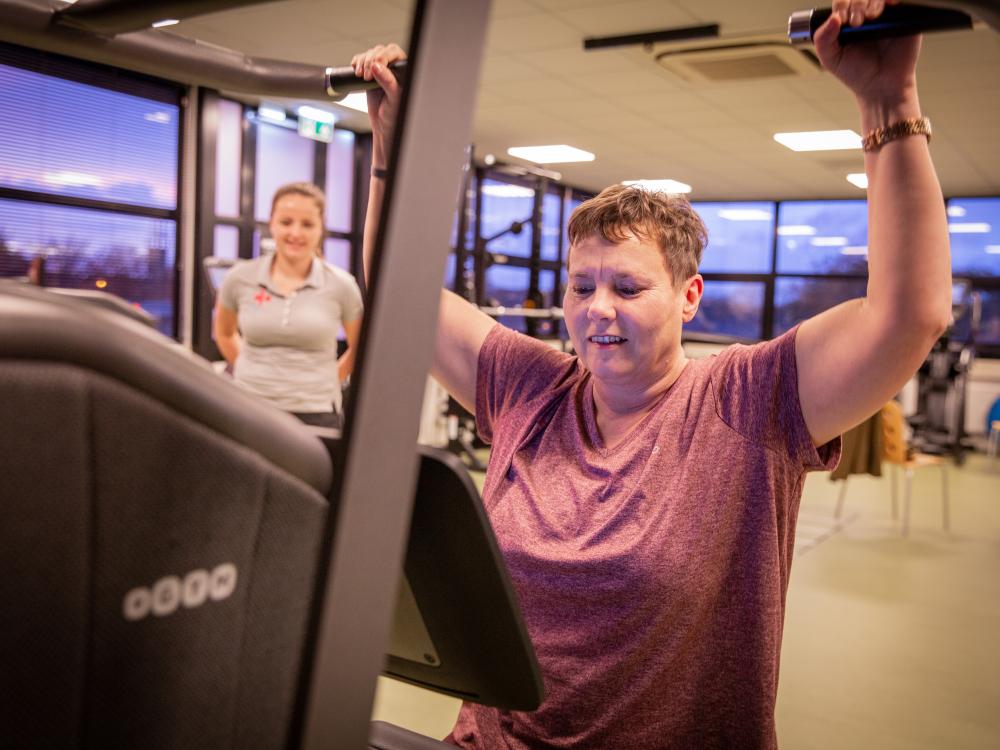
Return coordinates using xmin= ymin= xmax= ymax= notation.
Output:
xmin=789 ymin=3 xmax=974 ymax=45
xmin=324 ymin=60 xmax=407 ymax=100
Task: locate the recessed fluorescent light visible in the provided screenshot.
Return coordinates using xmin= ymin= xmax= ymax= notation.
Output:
xmin=985 ymin=245 xmax=1000 ymax=254
xmin=258 ymin=104 xmax=286 ymax=122
xmin=144 ymin=111 xmax=171 ymax=124
xmin=481 ymin=184 xmax=535 ymax=199
xmin=841 ymin=246 xmax=868 ymax=255
xmin=811 ymin=236 xmax=849 ymax=247
xmin=335 ymin=92 xmax=368 ymax=113
xmin=948 ymin=222 xmax=991 ymax=234
xmin=151 ymin=19 xmax=179 ymax=28
xmin=846 ymin=173 xmax=868 ymax=189
xmin=777 ymin=225 xmax=816 ymax=236
xmin=717 ymin=208 xmax=772 ymax=221
xmin=622 ymin=179 xmax=692 ymax=194
xmin=946 ymin=205 xmax=967 ymax=218
xmin=297 ymin=105 xmax=336 ymax=124
xmin=773 ymin=130 xmax=862 ymax=152
xmin=507 ymin=145 xmax=594 ymax=164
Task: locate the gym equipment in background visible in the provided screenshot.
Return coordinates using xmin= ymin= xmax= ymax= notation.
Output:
xmin=908 ymin=280 xmax=982 ymax=465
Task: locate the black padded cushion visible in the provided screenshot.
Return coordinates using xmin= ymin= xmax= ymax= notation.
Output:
xmin=0 ymin=281 xmax=331 ymax=493
xmin=0 ymin=362 xmax=328 ymax=749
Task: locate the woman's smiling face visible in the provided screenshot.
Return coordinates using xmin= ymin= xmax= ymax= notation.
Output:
xmin=563 ymin=233 xmax=701 ymax=390
xmin=269 ymin=193 xmax=324 ymax=263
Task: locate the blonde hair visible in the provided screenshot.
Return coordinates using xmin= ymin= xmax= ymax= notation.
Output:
xmin=270 ymin=182 xmax=327 ymax=257
xmin=567 ymin=184 xmax=707 ymax=288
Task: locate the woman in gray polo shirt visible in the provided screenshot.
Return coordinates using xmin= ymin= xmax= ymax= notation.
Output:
xmin=213 ymin=182 xmax=363 ymax=429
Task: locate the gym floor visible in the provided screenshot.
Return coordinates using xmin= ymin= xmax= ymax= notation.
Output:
xmin=371 ymin=451 xmax=1000 ymax=748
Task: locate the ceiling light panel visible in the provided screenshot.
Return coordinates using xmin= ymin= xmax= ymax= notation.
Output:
xmin=773 ymin=130 xmax=862 ymax=152
xmin=507 ymin=145 xmax=594 ymax=164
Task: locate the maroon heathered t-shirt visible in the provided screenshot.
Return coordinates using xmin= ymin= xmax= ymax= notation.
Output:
xmin=447 ymin=324 xmax=840 ymax=749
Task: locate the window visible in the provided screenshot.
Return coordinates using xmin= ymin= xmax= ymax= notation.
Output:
xmin=541 ymin=189 xmax=562 ymax=262
xmin=213 ymin=225 xmax=239 ymax=260
xmin=325 ymin=129 xmax=355 ymax=234
xmin=485 ymin=264 xmax=531 ymax=332
xmin=777 ymin=200 xmax=868 ymax=275
xmin=254 ymin=121 xmax=314 ymax=222
xmin=0 ymin=63 xmax=178 ymax=210
xmin=480 ymin=178 xmax=534 ymax=259
xmin=691 ymin=202 xmax=774 ymax=274
xmin=0 ymin=48 xmax=181 ymax=336
xmin=214 ymin=99 xmax=243 ymax=218
xmin=686 ymin=280 xmax=766 ymax=340
xmin=324 ymin=237 xmax=351 ymax=271
xmin=773 ymin=277 xmax=867 ymax=336
xmin=947 ymin=197 xmax=1000 ymax=277
xmin=0 ymin=199 xmax=176 ymax=334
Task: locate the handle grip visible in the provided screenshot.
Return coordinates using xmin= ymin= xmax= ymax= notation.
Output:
xmin=789 ymin=3 xmax=974 ymax=45
xmin=324 ymin=60 xmax=407 ymax=100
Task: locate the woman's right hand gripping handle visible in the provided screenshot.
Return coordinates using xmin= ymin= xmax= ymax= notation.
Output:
xmin=352 ymin=43 xmax=497 ymax=414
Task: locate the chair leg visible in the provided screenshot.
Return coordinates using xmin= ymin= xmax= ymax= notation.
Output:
xmin=835 ymin=478 xmax=848 ymax=519
xmin=941 ymin=464 xmax=950 ymax=532
xmin=902 ymin=468 xmax=914 ymax=537
xmin=890 ymin=465 xmax=898 ymax=519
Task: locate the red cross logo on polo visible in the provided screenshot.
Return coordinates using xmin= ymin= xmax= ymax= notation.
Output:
xmin=254 ymin=289 xmax=272 ymax=305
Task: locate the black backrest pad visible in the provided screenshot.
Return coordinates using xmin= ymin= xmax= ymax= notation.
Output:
xmin=0 ymin=283 xmax=332 ymax=749
xmin=0 ymin=362 xmax=328 ymax=749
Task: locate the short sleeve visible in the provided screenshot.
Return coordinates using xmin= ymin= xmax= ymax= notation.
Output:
xmin=710 ymin=326 xmax=840 ymax=470
xmin=474 ymin=324 xmax=577 ymax=444
xmin=217 ymin=262 xmax=245 ymax=312
xmin=339 ymin=274 xmax=363 ymax=323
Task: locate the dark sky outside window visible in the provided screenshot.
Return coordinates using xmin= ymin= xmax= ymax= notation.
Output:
xmin=691 ymin=202 xmax=774 ymax=274
xmin=485 ymin=264 xmax=530 ymax=332
xmin=563 ymin=195 xmax=584 ymax=262
xmin=685 ymin=280 xmax=765 ymax=340
xmin=946 ymin=197 xmax=1000 ymax=277
xmin=0 ymin=199 xmax=176 ymax=334
xmin=0 ymin=64 xmax=178 ymax=209
xmin=541 ymin=190 xmax=561 ymax=261
xmin=481 ymin=178 xmax=533 ymax=259
xmin=777 ymin=200 xmax=868 ymax=275
xmin=773 ymin=276 xmax=867 ymax=336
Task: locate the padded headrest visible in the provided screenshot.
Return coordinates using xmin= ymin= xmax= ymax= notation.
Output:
xmin=0 ymin=281 xmax=331 ymax=493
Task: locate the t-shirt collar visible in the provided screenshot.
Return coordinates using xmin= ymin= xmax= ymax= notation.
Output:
xmin=256 ymin=254 xmax=325 ymax=293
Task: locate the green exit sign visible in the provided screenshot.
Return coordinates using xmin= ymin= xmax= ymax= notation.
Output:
xmin=298 ymin=116 xmax=333 ymax=143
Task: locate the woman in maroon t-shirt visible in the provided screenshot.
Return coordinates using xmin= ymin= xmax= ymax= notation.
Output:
xmin=354 ymin=0 xmax=951 ymax=745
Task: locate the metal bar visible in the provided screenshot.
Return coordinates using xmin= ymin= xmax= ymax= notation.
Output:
xmin=177 ymin=85 xmax=198 ymax=347
xmin=0 ymin=0 xmax=330 ymax=99
xmin=0 ymin=186 xmax=176 ymax=220
xmin=296 ymin=2 xmax=492 ymax=748
xmin=583 ymin=23 xmax=719 ymax=50
xmin=53 ymin=0 xmax=281 ymax=36
xmin=239 ymin=109 xmax=257 ymax=259
xmin=192 ymin=88 xmax=218 ymax=358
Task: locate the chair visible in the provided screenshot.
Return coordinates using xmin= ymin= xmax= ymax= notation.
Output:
xmin=880 ymin=400 xmax=950 ymax=537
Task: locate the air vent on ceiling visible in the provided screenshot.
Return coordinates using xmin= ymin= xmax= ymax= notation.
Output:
xmin=655 ymin=43 xmax=820 ymax=83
